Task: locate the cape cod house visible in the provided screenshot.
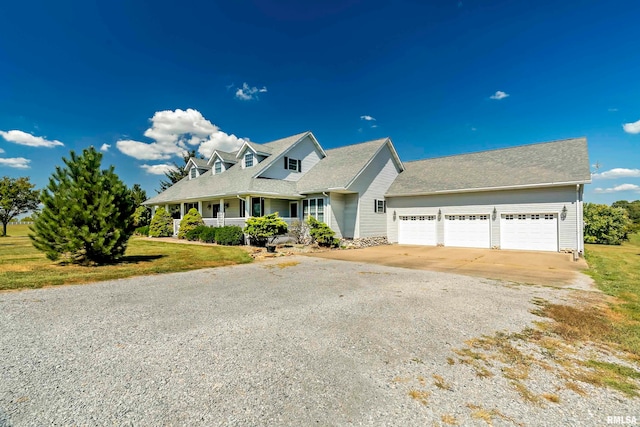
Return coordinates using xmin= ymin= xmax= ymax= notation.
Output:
xmin=143 ymin=131 xmax=591 ymax=253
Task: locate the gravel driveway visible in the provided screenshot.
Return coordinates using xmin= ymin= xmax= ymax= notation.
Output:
xmin=0 ymin=257 xmax=635 ymax=426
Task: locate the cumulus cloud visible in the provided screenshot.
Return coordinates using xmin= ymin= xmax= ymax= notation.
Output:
xmin=592 ymin=168 xmax=640 ymax=179
xmin=594 ymin=184 xmax=640 ymax=193
xmin=623 ymin=119 xmax=640 ymax=134
xmin=360 ymin=115 xmax=376 ymax=121
xmin=489 ymin=91 xmax=509 ymax=100
xmin=0 ymin=157 xmax=31 ymax=168
xmin=100 ymin=143 xmax=111 ymax=152
xmin=235 ymin=83 xmax=267 ymax=101
xmin=0 ymin=130 xmax=64 ymax=147
xmin=116 ymin=108 xmax=245 ymax=161
xmin=140 ymin=163 xmax=178 ymax=175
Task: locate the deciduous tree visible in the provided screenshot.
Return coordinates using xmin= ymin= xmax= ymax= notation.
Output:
xmin=0 ymin=176 xmax=40 ymax=236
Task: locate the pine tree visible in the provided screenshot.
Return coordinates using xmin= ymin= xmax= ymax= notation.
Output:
xmin=158 ymin=149 xmax=199 ymax=193
xmin=148 ymin=207 xmax=173 ymax=237
xmin=30 ymin=147 xmax=136 ymax=264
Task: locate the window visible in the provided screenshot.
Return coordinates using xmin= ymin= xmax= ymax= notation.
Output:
xmin=544 ymin=214 xmax=554 ymax=220
xmin=505 ymin=215 xmax=514 ymax=220
xmin=190 ymin=167 xmax=197 ymax=179
xmin=479 ymin=215 xmax=488 ymax=220
xmin=184 ymin=202 xmax=198 ymax=213
xmin=374 ymin=199 xmax=386 ymax=213
xmin=469 ymin=215 xmax=477 ymax=220
xmin=244 ymin=152 xmax=254 ymax=168
xmin=531 ymin=214 xmax=540 ymax=220
xmin=214 ymin=161 xmax=222 ymax=174
xmin=239 ymin=199 xmax=246 ymax=218
xmin=251 ymin=197 xmax=263 ymax=217
xmin=303 ymin=198 xmax=324 ymax=222
xmin=459 ymin=215 xmax=466 ymax=221
xmin=284 ymin=156 xmax=302 ymax=172
xmin=518 ymin=214 xmax=526 ymax=220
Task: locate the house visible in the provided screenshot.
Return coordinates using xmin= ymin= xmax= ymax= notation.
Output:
xmin=143 ymin=131 xmax=591 ymax=253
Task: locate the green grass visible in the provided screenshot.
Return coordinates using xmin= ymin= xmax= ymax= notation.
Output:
xmin=585 ymin=233 xmax=640 ymax=356
xmin=0 ymin=224 xmax=252 ymax=290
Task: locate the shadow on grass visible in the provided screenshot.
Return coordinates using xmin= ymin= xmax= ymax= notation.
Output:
xmin=117 ymin=254 xmax=166 ymax=264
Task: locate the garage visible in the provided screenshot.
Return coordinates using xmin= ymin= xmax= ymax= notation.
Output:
xmin=398 ymin=215 xmax=437 ymax=245
xmin=500 ymin=213 xmax=558 ymax=251
xmin=444 ymin=214 xmax=490 ymax=248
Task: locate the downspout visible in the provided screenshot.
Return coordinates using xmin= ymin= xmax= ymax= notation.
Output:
xmin=576 ymin=184 xmax=580 ymax=258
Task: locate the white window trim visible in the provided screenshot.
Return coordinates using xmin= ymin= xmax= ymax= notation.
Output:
xmin=302 ymin=197 xmax=325 ymax=222
xmin=244 ymin=152 xmax=254 ymax=168
xmin=214 ymin=160 xmax=223 ymax=174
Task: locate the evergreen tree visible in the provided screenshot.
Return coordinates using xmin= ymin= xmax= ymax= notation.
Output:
xmin=148 ymin=207 xmax=173 ymax=237
xmin=158 ymin=149 xmax=199 ymax=193
xmin=177 ymin=208 xmax=205 ymax=239
xmin=30 ymin=147 xmax=136 ymax=264
xmin=130 ymin=183 xmax=150 ymax=226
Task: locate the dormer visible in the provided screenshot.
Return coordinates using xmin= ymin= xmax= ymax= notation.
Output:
xmin=207 ymin=150 xmax=237 ymax=175
xmin=236 ymin=141 xmax=271 ymax=169
xmin=184 ymin=157 xmax=210 ymax=180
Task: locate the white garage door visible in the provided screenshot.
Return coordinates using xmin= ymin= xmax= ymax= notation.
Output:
xmin=398 ymin=215 xmax=437 ymax=245
xmin=500 ymin=213 xmax=558 ymax=251
xmin=444 ymin=214 xmax=490 ymax=248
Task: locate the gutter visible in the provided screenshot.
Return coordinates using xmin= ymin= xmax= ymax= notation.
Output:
xmin=385 ymin=180 xmax=592 ymax=198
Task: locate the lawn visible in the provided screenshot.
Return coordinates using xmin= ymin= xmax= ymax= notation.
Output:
xmin=584 ymin=233 xmax=640 ymax=356
xmin=0 ymin=224 xmax=252 ymax=290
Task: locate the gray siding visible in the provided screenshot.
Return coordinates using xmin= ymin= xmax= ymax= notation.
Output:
xmin=349 ymin=145 xmax=401 ymax=237
xmin=343 ymin=194 xmax=358 ymax=239
xmin=329 ymin=193 xmax=346 ymax=238
xmin=259 ymin=135 xmax=323 ymax=181
xmin=386 ymin=186 xmax=582 ymax=251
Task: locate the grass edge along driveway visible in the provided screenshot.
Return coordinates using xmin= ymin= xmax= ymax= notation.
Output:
xmin=0 ymin=224 xmax=252 ymax=291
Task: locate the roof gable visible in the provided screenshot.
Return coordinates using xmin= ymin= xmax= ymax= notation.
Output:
xmin=184 ymin=157 xmax=210 ymax=172
xmin=386 ymin=137 xmax=591 ymax=196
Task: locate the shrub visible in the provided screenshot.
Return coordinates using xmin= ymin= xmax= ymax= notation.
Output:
xmin=134 ymin=225 xmax=149 ymax=236
xmin=584 ymin=203 xmax=632 ymax=245
xmin=30 ymin=147 xmax=135 ymax=264
xmin=289 ymin=220 xmax=311 ymax=244
xmin=185 ymin=225 xmax=210 ymax=241
xmin=307 ymin=216 xmax=339 ymax=247
xmin=149 ymin=207 xmax=173 ymax=237
xmin=133 ymin=205 xmax=151 ymax=227
xmin=244 ymin=213 xmax=288 ymax=246
xmin=198 ymin=226 xmax=218 ymax=243
xmin=215 ymin=225 xmax=244 ymax=245
xmin=177 ymin=208 xmax=205 ymax=239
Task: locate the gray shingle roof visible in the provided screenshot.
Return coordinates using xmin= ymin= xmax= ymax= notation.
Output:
xmin=144 ymin=132 xmax=310 ymax=205
xmin=212 ymin=150 xmax=238 ymax=164
xmin=386 ymin=137 xmax=591 ymax=196
xmin=190 ymin=158 xmax=210 ymax=169
xmin=296 ymin=138 xmax=391 ymax=193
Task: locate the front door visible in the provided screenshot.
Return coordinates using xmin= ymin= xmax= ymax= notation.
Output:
xmin=212 ymin=204 xmax=220 ymax=218
xmin=290 ymin=202 xmax=298 ymax=219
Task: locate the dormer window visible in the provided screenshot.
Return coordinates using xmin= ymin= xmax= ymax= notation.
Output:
xmin=214 ymin=160 xmax=222 ymax=174
xmin=244 ymin=152 xmax=254 ymax=168
xmin=284 ymin=156 xmax=301 ymax=172
xmin=190 ymin=167 xmax=197 ymax=179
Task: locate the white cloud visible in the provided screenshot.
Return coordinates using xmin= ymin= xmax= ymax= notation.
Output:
xmin=371 ymin=124 xmax=378 ymax=128
xmin=623 ymin=119 xmax=640 ymax=134
xmin=360 ymin=115 xmax=376 ymax=121
xmin=0 ymin=147 xmax=4 ymax=154
xmin=0 ymin=130 xmax=64 ymax=148
xmin=116 ymin=108 xmax=245 ymax=161
xmin=594 ymin=184 xmax=640 ymax=193
xmin=0 ymin=157 xmax=31 ymax=168
xmin=489 ymin=91 xmax=509 ymax=100
xmin=100 ymin=143 xmax=111 ymax=152
xmin=140 ymin=163 xmax=178 ymax=175
xmin=592 ymin=168 xmax=640 ymax=180
xmin=235 ymin=83 xmax=267 ymax=101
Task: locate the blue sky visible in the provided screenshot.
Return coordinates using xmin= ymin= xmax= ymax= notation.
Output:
xmin=1 ymin=0 xmax=639 ymax=204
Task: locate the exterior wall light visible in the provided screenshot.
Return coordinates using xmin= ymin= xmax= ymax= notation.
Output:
xmin=492 ymin=207 xmax=497 ymax=220
xmin=561 ymin=205 xmax=568 ymax=220
xmin=437 ymin=209 xmax=442 ymax=221
xmin=393 ymin=210 xmax=396 ymax=221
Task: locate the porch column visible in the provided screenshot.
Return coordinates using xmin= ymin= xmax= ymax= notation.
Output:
xmin=164 ymin=204 xmax=169 ymax=213
xmin=245 ymin=196 xmax=251 ymax=217
xmin=180 ymin=203 xmax=185 ymax=218
xmin=197 ymin=201 xmax=202 ymax=216
xmin=219 ymin=199 xmax=225 ymax=226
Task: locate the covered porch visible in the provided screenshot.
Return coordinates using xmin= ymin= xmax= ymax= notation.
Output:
xmin=161 ymin=195 xmax=302 ymax=236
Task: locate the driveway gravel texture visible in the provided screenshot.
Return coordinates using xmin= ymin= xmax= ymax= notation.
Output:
xmin=0 ymin=256 xmax=636 ymax=426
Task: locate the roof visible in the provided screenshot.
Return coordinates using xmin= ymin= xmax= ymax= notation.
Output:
xmin=386 ymin=137 xmax=591 ymax=197
xmin=144 ymin=132 xmax=310 ymax=205
xmin=296 ymin=138 xmax=395 ymax=193
xmin=210 ymin=150 xmax=238 ymax=164
xmin=184 ymin=157 xmax=210 ymax=171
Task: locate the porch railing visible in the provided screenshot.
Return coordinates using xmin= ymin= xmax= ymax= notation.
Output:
xmin=173 ymin=216 xmax=299 ymax=236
